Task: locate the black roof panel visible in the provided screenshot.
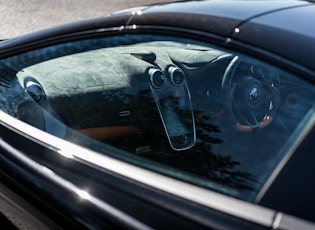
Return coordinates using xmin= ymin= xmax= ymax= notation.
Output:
xmin=234 ymin=4 xmax=315 ymax=71
xmin=129 ymin=1 xmax=310 ymax=37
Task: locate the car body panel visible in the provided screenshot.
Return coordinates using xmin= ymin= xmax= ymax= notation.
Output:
xmin=0 ymin=1 xmax=315 ymax=229
xmin=0 ymin=1 xmax=311 ymax=57
xmin=0 ymin=111 xmax=275 ymax=229
xmin=234 ymin=5 xmax=315 ymax=72
xmin=125 ymin=0 xmax=310 ymax=37
xmin=1 ymin=101 xmax=314 ymax=229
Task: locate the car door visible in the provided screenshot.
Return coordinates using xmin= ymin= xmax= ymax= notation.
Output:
xmin=0 ymin=15 xmax=315 ymax=230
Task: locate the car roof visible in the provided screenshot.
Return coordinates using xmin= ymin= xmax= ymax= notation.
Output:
xmin=125 ymin=0 xmax=315 ymax=76
xmin=1 ymin=1 xmax=315 ymax=75
xmin=234 ymin=4 xmax=315 ymax=73
xmin=127 ymin=0 xmax=310 ymax=37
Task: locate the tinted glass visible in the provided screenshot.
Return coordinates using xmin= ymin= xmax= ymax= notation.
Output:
xmin=1 ymin=34 xmax=314 ymax=201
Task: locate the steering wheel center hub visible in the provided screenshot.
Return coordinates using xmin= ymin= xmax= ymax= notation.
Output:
xmin=237 ymin=77 xmax=263 ymax=110
xmin=249 ymin=87 xmax=259 ymax=102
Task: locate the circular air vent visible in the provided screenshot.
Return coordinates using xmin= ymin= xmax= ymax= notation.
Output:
xmin=24 ymin=78 xmax=45 ymax=103
xmin=149 ymin=68 xmax=165 ymax=88
xmin=169 ymin=66 xmax=185 ymax=86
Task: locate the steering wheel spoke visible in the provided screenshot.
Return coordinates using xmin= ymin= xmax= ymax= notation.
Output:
xmin=245 ymin=111 xmax=260 ymax=129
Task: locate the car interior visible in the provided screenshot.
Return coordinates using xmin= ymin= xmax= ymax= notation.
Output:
xmin=0 ymin=34 xmax=312 ymax=202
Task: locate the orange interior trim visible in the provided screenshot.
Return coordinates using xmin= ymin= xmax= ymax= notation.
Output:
xmin=77 ymin=126 xmax=143 ymax=140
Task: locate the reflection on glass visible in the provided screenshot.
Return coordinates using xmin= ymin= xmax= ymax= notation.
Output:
xmin=0 ymin=34 xmax=312 ymax=202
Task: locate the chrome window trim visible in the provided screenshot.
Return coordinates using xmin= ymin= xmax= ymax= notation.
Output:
xmin=0 ymin=110 xmax=279 ymax=227
xmin=3 ymin=109 xmax=315 ymax=229
xmin=0 ymin=130 xmax=151 ymax=230
xmin=3 ymin=110 xmax=315 ymax=229
xmin=278 ymin=213 xmax=315 ymax=230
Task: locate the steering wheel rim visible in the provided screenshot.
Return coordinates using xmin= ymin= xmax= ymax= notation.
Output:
xmin=222 ymin=56 xmax=280 ymax=131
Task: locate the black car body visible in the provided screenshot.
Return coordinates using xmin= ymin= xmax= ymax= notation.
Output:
xmin=1 ymin=0 xmax=315 ymax=229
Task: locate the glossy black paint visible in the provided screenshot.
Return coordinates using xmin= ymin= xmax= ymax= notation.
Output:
xmin=1 ymin=0 xmax=315 ymax=229
xmin=0 ymin=123 xmax=268 ymax=229
xmin=234 ymin=5 xmax=315 ymax=72
xmin=127 ymin=0 xmax=309 ymax=37
xmin=127 ymin=1 xmax=315 ymax=81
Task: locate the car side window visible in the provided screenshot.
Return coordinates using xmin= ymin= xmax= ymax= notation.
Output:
xmin=1 ymin=34 xmax=314 ymax=202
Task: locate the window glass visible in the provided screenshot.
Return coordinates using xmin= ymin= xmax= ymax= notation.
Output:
xmin=1 ymin=34 xmax=314 ymax=201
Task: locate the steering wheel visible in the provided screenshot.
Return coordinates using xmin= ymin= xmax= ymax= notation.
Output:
xmin=221 ymin=56 xmax=280 ymax=131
